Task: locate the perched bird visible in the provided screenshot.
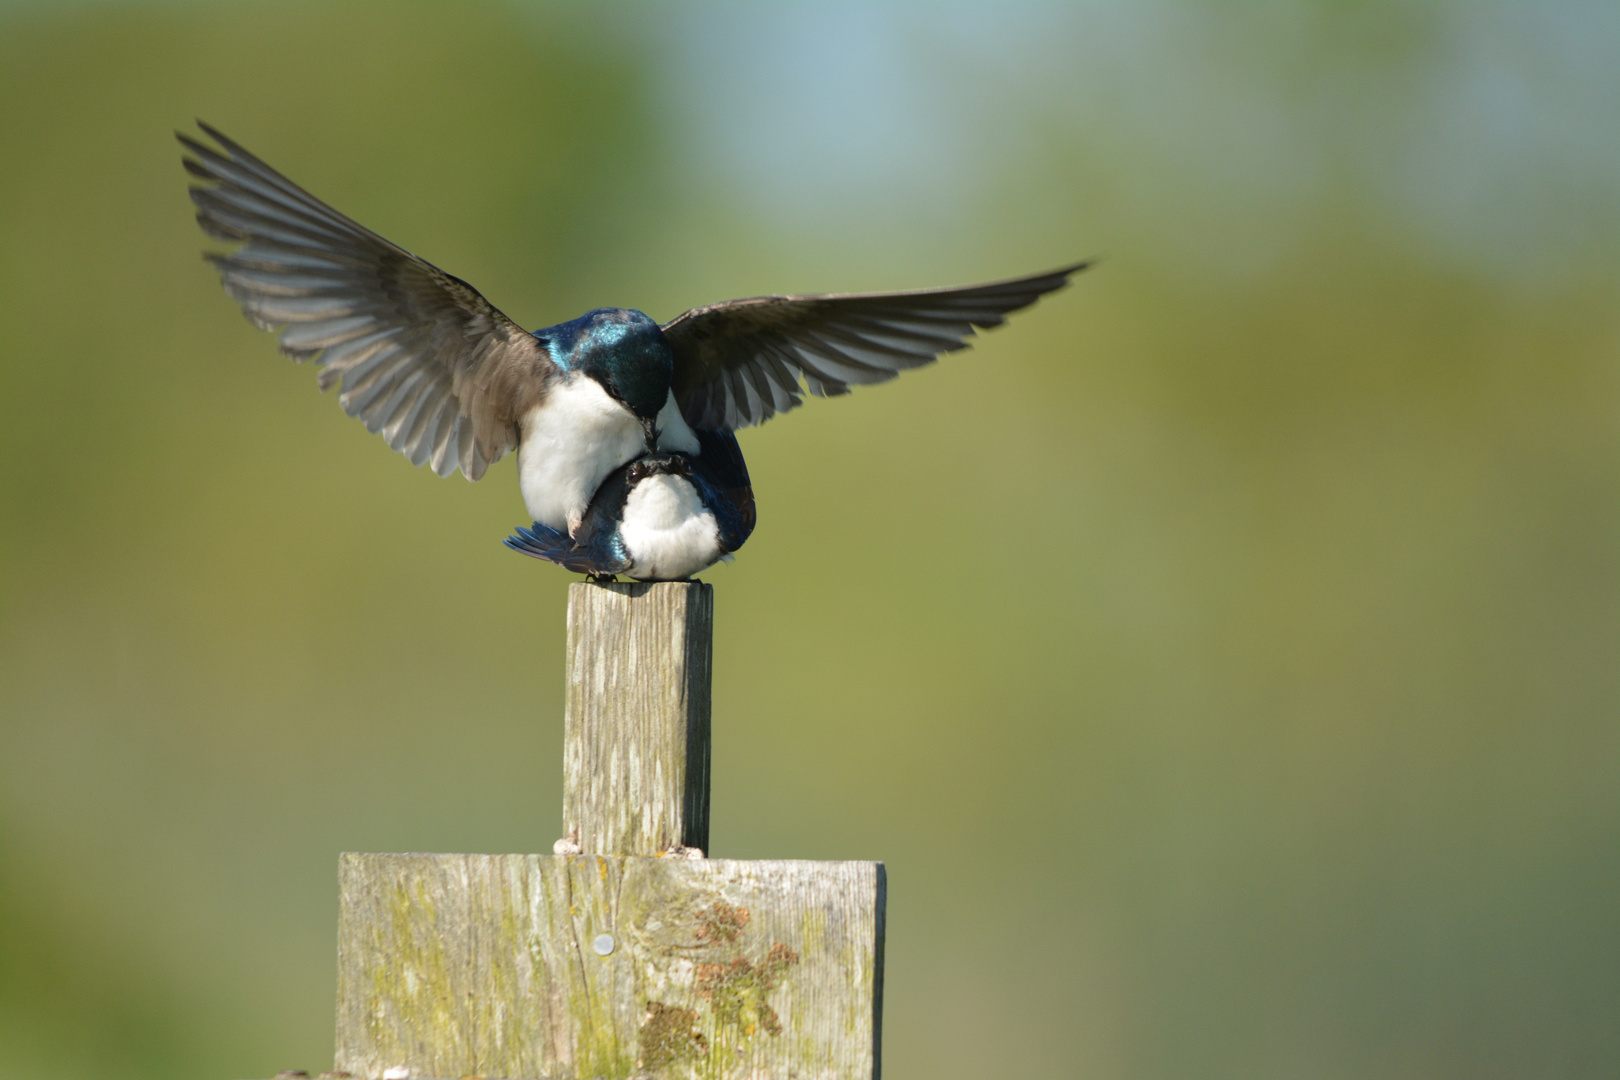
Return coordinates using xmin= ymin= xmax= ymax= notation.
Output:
xmin=504 ymin=429 xmax=755 ymax=581
xmin=180 ymin=122 xmax=1087 ymax=578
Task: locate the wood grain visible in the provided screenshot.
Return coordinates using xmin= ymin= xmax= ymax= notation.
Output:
xmin=563 ymin=582 xmax=712 ymax=857
xmin=335 ymin=853 xmax=885 ymax=1080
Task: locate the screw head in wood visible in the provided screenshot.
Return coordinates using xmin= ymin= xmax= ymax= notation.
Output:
xmin=593 ymin=933 xmax=615 ymax=956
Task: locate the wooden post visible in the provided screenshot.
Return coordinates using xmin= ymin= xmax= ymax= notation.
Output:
xmin=563 ymin=582 xmax=711 ymax=857
xmin=327 ymin=581 xmax=885 ymax=1080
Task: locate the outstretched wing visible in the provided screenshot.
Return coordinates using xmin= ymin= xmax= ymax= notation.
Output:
xmin=180 ymin=122 xmax=556 ymax=480
xmin=661 ymin=262 xmax=1088 ymax=432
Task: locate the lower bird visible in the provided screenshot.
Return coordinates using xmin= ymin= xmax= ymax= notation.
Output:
xmin=180 ymin=122 xmax=1087 ymax=580
xmin=505 ymin=430 xmax=755 ymax=581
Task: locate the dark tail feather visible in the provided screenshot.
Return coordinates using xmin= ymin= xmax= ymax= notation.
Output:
xmin=504 ymin=521 xmax=633 ymax=576
xmin=504 ymin=522 xmax=573 ymax=564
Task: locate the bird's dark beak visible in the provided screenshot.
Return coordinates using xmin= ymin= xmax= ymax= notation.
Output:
xmin=640 ymin=416 xmax=659 ymax=453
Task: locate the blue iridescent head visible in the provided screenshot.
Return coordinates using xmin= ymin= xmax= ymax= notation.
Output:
xmin=538 ymin=308 xmax=672 ymax=419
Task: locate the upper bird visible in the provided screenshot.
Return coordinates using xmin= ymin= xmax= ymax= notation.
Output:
xmin=180 ymin=123 xmax=1087 ymax=573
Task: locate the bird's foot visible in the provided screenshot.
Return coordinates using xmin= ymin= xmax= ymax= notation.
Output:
xmin=585 ymin=571 xmax=619 ymax=583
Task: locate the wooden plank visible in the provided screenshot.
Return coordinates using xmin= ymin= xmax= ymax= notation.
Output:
xmin=563 ymin=582 xmax=712 ymax=857
xmin=335 ymin=853 xmax=885 ymax=1080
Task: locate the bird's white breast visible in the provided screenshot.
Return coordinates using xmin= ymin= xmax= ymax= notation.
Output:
xmin=654 ymin=393 xmax=700 ymax=455
xmin=518 ymin=378 xmax=642 ymax=532
xmin=518 ymin=381 xmax=702 ymax=534
xmin=620 ymin=474 xmax=724 ymax=581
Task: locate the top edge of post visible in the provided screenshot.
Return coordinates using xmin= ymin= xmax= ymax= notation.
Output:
xmin=567 ymin=579 xmax=712 ymax=598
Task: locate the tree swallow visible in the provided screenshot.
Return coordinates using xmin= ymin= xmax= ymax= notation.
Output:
xmin=504 ymin=428 xmax=756 ymax=581
xmin=180 ymin=123 xmax=1087 ymax=575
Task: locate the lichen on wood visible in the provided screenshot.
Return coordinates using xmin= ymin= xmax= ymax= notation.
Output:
xmin=335 ymin=853 xmax=884 ymax=1080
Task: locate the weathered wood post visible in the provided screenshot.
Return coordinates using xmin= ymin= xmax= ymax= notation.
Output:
xmin=561 ymin=582 xmax=713 ymax=859
xmin=329 ymin=582 xmax=886 ymax=1080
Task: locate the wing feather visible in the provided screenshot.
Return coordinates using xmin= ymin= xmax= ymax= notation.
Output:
xmin=181 ymin=123 xmax=555 ymax=480
xmin=662 ymin=262 xmax=1088 ymax=431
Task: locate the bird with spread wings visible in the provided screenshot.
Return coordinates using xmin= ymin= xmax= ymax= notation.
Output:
xmin=181 ymin=122 xmax=1087 ymax=577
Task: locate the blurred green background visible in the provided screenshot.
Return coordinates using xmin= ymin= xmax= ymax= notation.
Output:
xmin=2 ymin=2 xmax=1618 ymax=1077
